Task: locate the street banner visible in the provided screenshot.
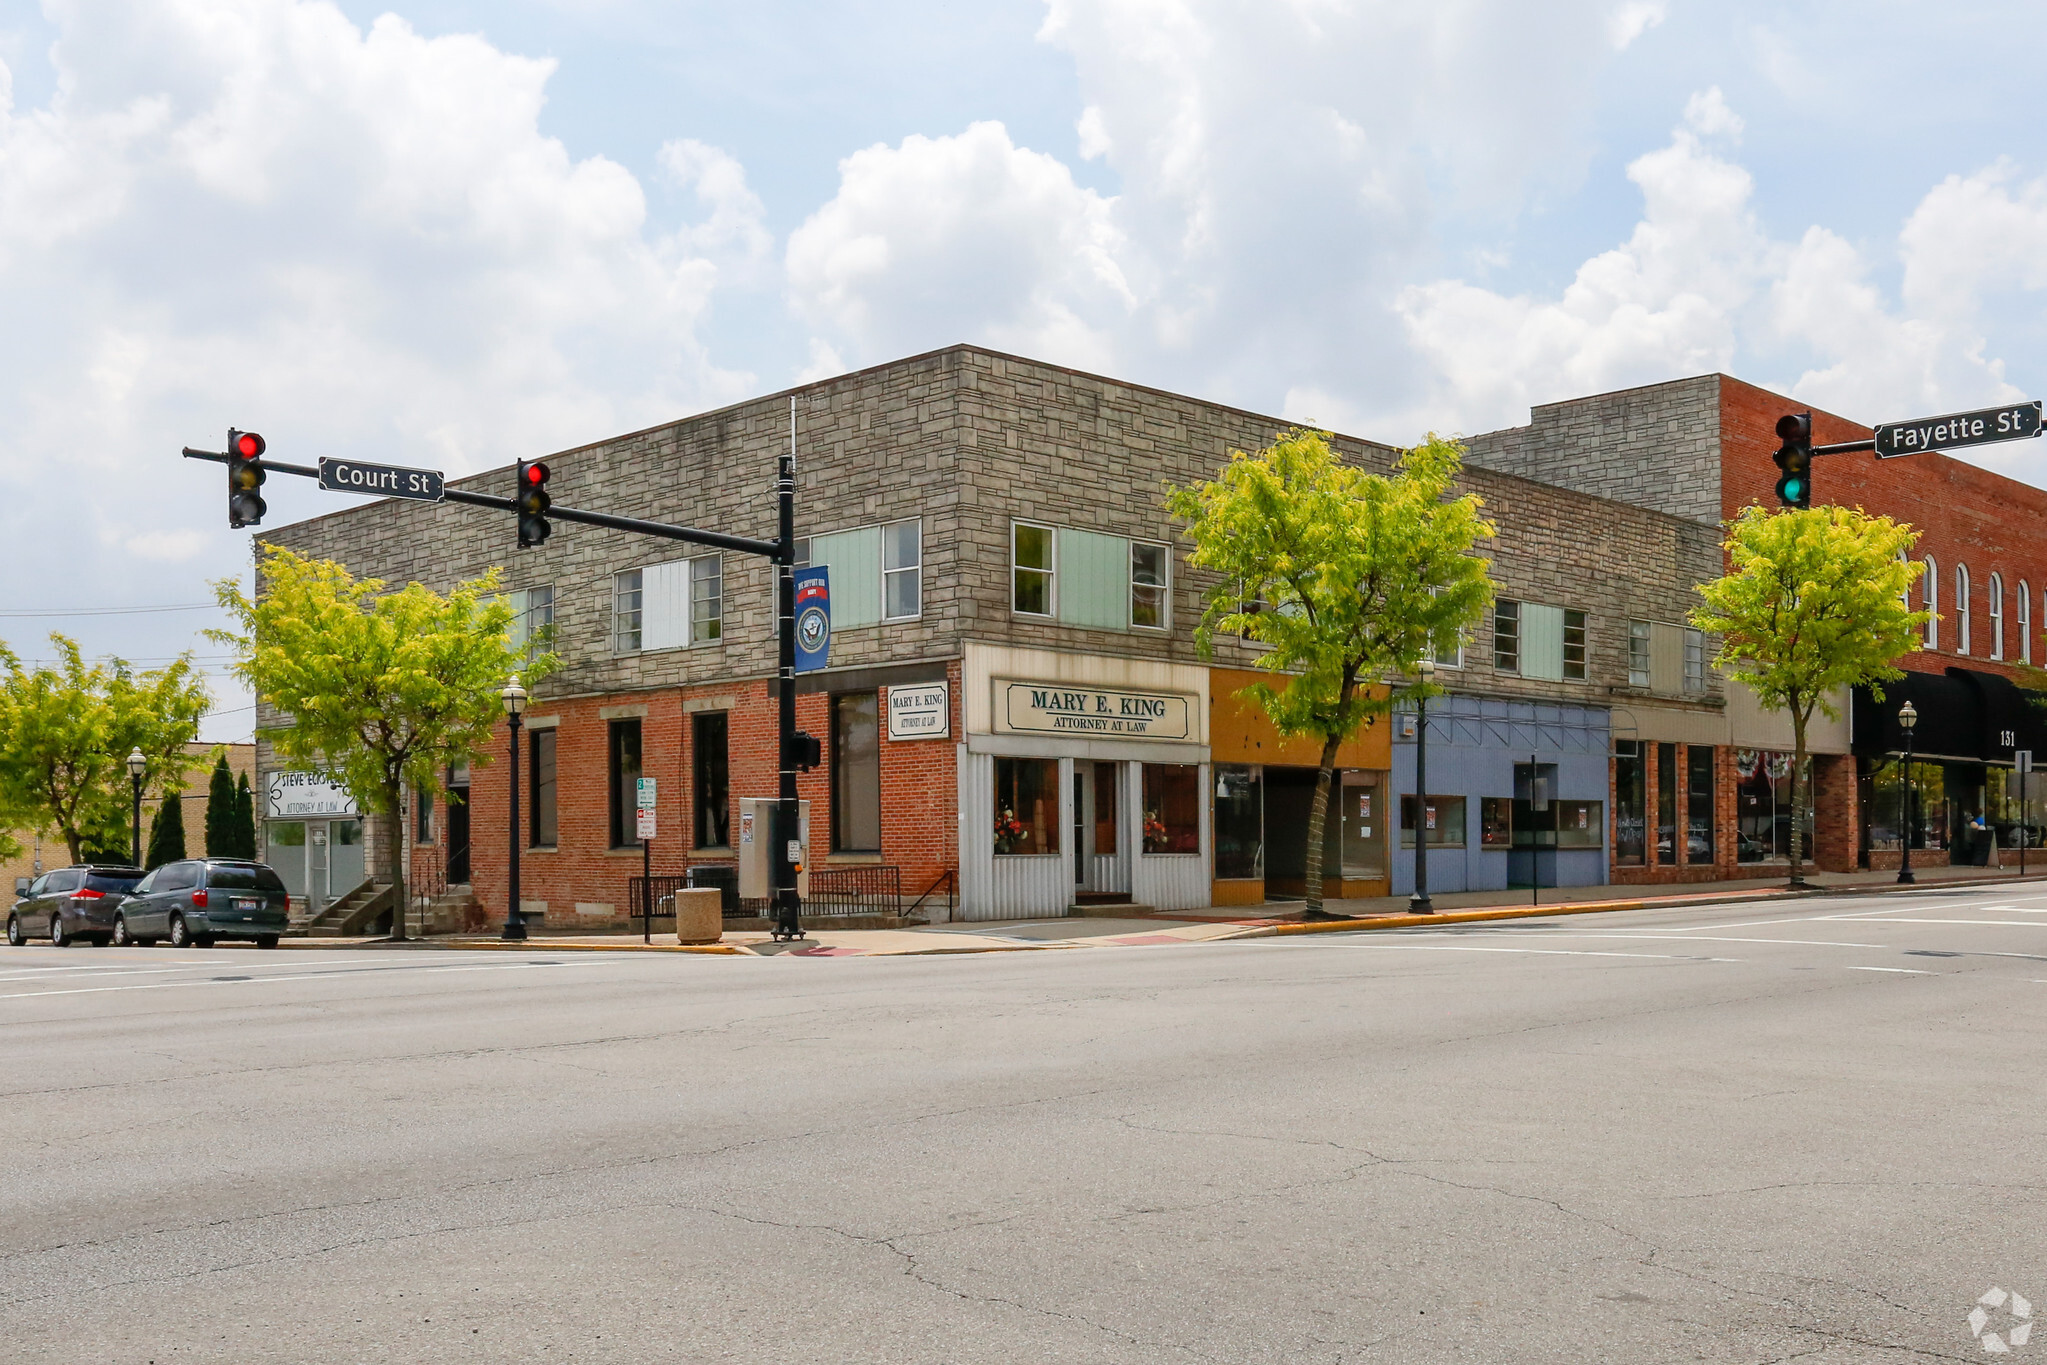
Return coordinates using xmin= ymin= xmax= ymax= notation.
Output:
xmin=794 ymin=566 xmax=831 ymax=673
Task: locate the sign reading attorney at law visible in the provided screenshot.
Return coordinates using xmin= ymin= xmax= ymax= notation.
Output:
xmin=886 ymin=681 xmax=950 ymax=740
xmin=265 ymin=770 xmax=359 ymax=818
xmin=999 ymin=681 xmax=1193 ymax=740
xmin=793 ymin=566 xmax=830 ymax=674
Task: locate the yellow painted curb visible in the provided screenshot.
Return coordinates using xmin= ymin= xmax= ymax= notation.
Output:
xmin=435 ymin=939 xmax=746 ymax=954
xmin=1237 ymin=899 xmax=1653 ymax=938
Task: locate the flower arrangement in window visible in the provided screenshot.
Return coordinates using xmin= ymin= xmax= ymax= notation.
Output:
xmin=1143 ymin=809 xmax=1170 ymax=853
xmin=993 ymin=807 xmax=1030 ymax=854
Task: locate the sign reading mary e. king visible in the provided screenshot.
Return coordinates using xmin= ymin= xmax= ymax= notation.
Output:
xmin=265 ymin=770 xmax=360 ymax=818
xmin=998 ymin=681 xmax=1194 ymax=740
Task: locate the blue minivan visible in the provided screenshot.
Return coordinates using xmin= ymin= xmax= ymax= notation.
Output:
xmin=115 ymin=859 xmax=291 ymax=948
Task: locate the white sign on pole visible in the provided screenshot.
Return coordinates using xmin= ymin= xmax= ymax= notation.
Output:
xmin=635 ymin=777 xmax=657 ymax=839
xmin=2018 ymin=749 xmax=2033 ymax=774
xmin=886 ymin=681 xmax=951 ymax=740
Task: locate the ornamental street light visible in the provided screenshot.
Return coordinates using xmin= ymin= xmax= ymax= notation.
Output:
xmin=1410 ymin=656 xmax=1436 ymax=915
xmin=502 ymin=675 xmax=529 ymax=941
xmin=1897 ymin=700 xmax=1918 ymax=885
xmin=126 ymin=748 xmax=146 ymax=867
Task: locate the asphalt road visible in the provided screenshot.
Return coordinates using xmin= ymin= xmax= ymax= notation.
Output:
xmin=3 ymin=883 xmax=2044 ymax=1364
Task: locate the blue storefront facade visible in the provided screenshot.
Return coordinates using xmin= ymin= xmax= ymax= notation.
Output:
xmin=1389 ymin=695 xmax=1613 ymax=897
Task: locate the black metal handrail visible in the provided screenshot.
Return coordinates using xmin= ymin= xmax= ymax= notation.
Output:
xmin=409 ymin=847 xmax=447 ymax=904
xmin=905 ymin=868 xmax=957 ymax=921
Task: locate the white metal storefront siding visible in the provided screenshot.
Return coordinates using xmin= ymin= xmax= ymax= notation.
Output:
xmin=1128 ymin=760 xmax=1212 ymax=911
xmin=958 ymin=748 xmax=1073 ymax=921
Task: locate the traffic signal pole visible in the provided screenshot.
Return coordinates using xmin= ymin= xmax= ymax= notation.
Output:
xmin=182 ymin=430 xmax=802 ymax=939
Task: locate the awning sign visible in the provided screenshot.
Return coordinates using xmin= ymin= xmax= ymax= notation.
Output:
xmin=794 ymin=566 xmax=830 ymax=674
xmin=265 ymin=770 xmax=358 ymax=818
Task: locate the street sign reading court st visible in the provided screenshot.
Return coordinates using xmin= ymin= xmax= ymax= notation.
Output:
xmin=1873 ymin=401 xmax=2041 ymax=459
xmin=317 ymin=456 xmax=446 ymax=502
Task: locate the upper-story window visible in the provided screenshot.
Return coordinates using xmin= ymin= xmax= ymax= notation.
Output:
xmin=508 ymin=585 xmax=554 ymax=651
xmin=1990 ymin=572 xmax=2005 ymax=659
xmin=883 ymin=519 xmax=922 ymax=620
xmin=613 ymin=570 xmax=643 ymax=653
xmin=1628 ymin=621 xmax=1652 ymax=688
xmin=1131 ymin=542 xmax=1169 ymax=630
xmin=1683 ymin=628 xmax=1707 ymax=693
xmin=1562 ymin=609 xmax=1588 ymax=681
xmin=1492 ymin=600 xmax=1521 ymax=673
xmin=614 ymin=555 xmax=722 ymax=653
xmin=2022 ymin=582 xmax=2033 ymax=664
xmin=1957 ymin=563 xmax=1972 ymax=655
xmin=1013 ymin=523 xmax=1056 ymax=616
xmin=1923 ymin=556 xmax=1939 ymax=649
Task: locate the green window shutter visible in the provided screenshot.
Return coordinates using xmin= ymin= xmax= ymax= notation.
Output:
xmin=1521 ymin=603 xmax=1565 ymax=681
xmin=1056 ymin=529 xmax=1130 ymax=631
xmin=808 ymin=526 xmax=882 ymax=629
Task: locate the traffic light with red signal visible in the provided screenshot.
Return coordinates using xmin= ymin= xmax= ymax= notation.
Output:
xmin=1773 ymin=413 xmax=1813 ymax=509
xmin=517 ymin=460 xmax=552 ymax=547
xmin=227 ymin=429 xmax=267 ymax=528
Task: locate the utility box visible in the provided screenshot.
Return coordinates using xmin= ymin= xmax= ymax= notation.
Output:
xmin=738 ymin=798 xmax=811 ymax=902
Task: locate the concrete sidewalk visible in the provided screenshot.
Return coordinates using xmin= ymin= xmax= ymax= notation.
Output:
xmin=273 ymin=862 xmax=2047 ymax=958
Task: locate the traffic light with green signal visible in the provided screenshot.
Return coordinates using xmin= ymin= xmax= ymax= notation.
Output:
xmin=227 ymin=429 xmax=267 ymax=528
xmin=516 ymin=459 xmax=552 ymax=547
xmin=1773 ymin=413 xmax=1813 ymax=509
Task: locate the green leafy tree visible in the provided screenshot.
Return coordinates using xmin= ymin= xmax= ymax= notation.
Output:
xmin=233 ymin=771 xmax=258 ymax=859
xmin=212 ymin=546 xmax=559 ymax=939
xmin=204 ymin=752 xmax=237 ymax=856
xmin=1168 ymin=431 xmax=1497 ymax=918
xmin=145 ymin=785 xmax=189 ymax=869
xmin=0 ymin=635 xmax=211 ymax=865
xmin=1692 ymin=504 xmax=1926 ymax=886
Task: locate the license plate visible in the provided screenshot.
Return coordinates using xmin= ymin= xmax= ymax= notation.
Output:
xmin=233 ymin=898 xmax=260 ymax=916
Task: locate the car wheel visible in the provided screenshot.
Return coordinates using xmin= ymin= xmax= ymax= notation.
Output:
xmin=50 ymin=915 xmax=72 ymax=948
xmin=167 ymin=914 xmax=190 ymax=949
xmin=112 ymin=915 xmax=133 ymax=947
xmin=5 ymin=916 xmax=22 ymax=947
xmin=255 ymin=936 xmax=280 ymax=950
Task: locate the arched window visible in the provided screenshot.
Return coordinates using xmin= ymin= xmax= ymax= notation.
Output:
xmin=2021 ymin=582 xmax=2033 ymax=664
xmin=1990 ymin=573 xmax=2005 ymax=659
xmin=1957 ymin=563 xmax=1972 ymax=655
xmin=1923 ymin=556 xmax=1939 ymax=649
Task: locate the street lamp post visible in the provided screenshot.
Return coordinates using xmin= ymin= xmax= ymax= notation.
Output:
xmin=126 ymin=749 xmax=146 ymax=867
xmin=1897 ymin=700 xmax=1918 ymax=885
xmin=1410 ymin=657 xmax=1436 ymax=915
xmin=502 ymin=675 xmax=528 ymax=941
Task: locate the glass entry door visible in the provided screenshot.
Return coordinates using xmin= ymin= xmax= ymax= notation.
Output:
xmin=1339 ymin=772 xmax=1386 ymax=878
xmin=1074 ymin=762 xmax=1129 ymax=894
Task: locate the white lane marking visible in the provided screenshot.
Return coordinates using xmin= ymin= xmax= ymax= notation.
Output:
xmin=0 ymin=958 xmax=617 ymax=1000
xmin=1845 ymin=966 xmax=1934 ymax=975
xmin=1449 ymin=932 xmax=1889 ymax=949
xmin=1333 ymin=944 xmax=1739 ymax=962
xmin=0 ymin=964 xmax=245 ymax=984
xmin=1825 ymin=918 xmax=2047 ymax=928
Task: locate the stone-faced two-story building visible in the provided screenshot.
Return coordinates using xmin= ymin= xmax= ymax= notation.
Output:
xmin=258 ymin=346 xmax=2047 ymax=926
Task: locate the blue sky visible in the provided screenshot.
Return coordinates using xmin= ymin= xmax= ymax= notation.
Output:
xmin=1 ymin=0 xmax=2043 ymax=740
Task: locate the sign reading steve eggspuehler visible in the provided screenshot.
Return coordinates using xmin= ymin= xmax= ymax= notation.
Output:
xmin=886 ymin=682 xmax=951 ymax=740
xmin=999 ymin=682 xmax=1193 ymax=740
xmin=265 ymin=770 xmax=360 ymax=818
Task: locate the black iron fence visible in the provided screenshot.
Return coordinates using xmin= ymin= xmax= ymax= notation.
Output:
xmin=628 ymin=874 xmax=689 ymax=922
xmin=633 ymin=864 xmax=911 ymax=921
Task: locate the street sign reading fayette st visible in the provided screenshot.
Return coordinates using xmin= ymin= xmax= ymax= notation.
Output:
xmin=317 ymin=456 xmax=446 ymax=501
xmin=1873 ymin=401 xmax=2041 ymax=459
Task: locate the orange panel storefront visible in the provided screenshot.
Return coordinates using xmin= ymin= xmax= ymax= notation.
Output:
xmin=1208 ymin=668 xmax=1394 ymax=906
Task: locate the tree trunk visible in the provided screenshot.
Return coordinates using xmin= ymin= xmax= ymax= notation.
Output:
xmin=1301 ymin=733 xmax=1345 ymax=920
xmin=1789 ymin=710 xmax=1809 ymax=889
xmin=383 ymin=782 xmax=408 ymax=940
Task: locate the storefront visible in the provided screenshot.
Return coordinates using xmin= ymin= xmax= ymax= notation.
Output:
xmin=1207 ymin=667 xmax=1392 ymax=905
xmin=1854 ymin=667 xmax=2047 ymax=868
xmin=261 ymin=770 xmax=366 ymax=912
xmin=959 ymin=644 xmax=1210 ymax=920
xmin=1391 ymin=694 xmax=1611 ymax=895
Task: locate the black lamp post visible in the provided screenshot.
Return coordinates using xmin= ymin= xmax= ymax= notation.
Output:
xmin=126 ymin=748 xmax=146 ymax=867
xmin=1410 ymin=657 xmax=1436 ymax=915
xmin=501 ymin=675 xmax=528 ymax=941
xmin=1897 ymin=700 xmax=1917 ymax=885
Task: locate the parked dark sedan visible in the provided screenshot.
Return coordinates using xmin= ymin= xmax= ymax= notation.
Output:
xmin=115 ymin=859 xmax=291 ymax=948
xmin=8 ymin=866 xmax=147 ymax=947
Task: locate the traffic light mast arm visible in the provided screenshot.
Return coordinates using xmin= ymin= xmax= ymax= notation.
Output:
xmin=1812 ymin=438 xmax=1876 ymax=456
xmin=181 ymin=446 xmax=778 ymax=558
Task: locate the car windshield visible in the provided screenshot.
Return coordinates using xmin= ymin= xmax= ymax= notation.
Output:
xmin=85 ymin=874 xmax=144 ymax=893
xmin=206 ymin=866 xmax=288 ymax=893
